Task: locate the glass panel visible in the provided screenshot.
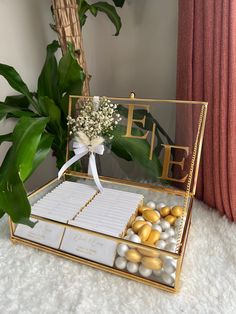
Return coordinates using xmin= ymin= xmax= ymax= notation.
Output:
xmin=13 ymin=175 xmax=191 ymax=289
xmin=12 ymin=95 xmax=206 ymax=290
xmin=67 ymin=96 xmax=207 ymax=196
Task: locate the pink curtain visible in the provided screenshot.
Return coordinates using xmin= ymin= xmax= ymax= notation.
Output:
xmin=176 ymin=0 xmax=236 ymax=221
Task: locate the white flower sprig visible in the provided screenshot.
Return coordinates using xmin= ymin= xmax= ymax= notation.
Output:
xmin=67 ymin=97 xmax=121 ymax=140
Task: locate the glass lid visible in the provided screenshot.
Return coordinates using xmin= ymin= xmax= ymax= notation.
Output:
xmin=64 ymin=94 xmax=207 ymax=198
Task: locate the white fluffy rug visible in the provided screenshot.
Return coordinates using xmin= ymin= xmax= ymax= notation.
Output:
xmin=0 ymin=199 xmax=236 ymax=314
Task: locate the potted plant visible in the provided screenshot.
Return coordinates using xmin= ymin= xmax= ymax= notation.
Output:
xmin=0 ymin=0 xmax=172 ymax=226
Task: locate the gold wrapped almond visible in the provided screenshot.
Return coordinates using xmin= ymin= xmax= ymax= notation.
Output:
xmin=141 ymin=257 xmax=163 ymax=270
xmin=138 ymin=242 xmax=159 ymax=257
xmin=160 ymin=206 xmax=171 ymax=217
xmin=138 ymin=206 xmax=151 ymax=214
xmin=132 ymin=220 xmax=147 ymax=233
xmin=125 ymin=249 xmax=142 ymax=263
xmin=147 ymin=230 xmax=160 ymax=244
xmin=171 ymin=206 xmax=183 ymax=217
xmin=138 ymin=224 xmax=152 ymax=242
xmin=165 ymin=215 xmax=177 ymax=225
xmin=143 ymin=210 xmax=159 ymax=223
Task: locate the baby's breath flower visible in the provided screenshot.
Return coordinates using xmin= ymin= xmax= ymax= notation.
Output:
xmin=67 ymin=97 xmax=121 ymax=140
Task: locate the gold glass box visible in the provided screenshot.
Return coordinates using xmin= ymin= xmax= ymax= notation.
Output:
xmin=9 ymin=95 xmax=207 ymax=293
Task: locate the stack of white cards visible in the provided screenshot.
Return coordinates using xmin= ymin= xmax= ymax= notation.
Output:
xmin=14 ymin=181 xmax=143 ymax=266
xmin=61 ymin=188 xmax=143 ymax=265
xmin=31 ymin=181 xmax=97 ymax=223
xmin=68 ymin=188 xmax=143 ymax=236
xmin=14 ymin=181 xmax=97 ymax=249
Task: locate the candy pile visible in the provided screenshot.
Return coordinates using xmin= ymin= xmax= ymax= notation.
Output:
xmin=114 ymin=201 xmax=184 ymax=286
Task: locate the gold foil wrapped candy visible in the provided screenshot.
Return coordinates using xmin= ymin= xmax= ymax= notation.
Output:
xmin=171 ymin=206 xmax=183 ymax=217
xmin=125 ymin=249 xmax=142 ymax=263
xmin=138 ymin=242 xmax=159 ymax=258
xmin=143 ymin=210 xmax=160 ymax=223
xmin=132 ymin=220 xmax=147 ymax=233
xmin=147 ymin=230 xmax=160 ymax=244
xmin=165 ymin=215 xmax=177 ymax=225
xmin=141 ymin=257 xmax=163 ymax=270
xmin=160 ymin=206 xmax=171 ymax=217
xmin=138 ymin=206 xmax=151 ymax=214
xmin=138 ymin=224 xmax=152 ymax=241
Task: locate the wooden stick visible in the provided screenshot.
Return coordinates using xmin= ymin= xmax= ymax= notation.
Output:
xmin=52 ymin=0 xmax=90 ymax=96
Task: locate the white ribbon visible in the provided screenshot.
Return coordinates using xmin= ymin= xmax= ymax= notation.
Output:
xmin=58 ymin=139 xmax=104 ymax=192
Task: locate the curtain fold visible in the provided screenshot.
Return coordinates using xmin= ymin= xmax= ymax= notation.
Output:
xmin=176 ymin=0 xmax=236 ymax=221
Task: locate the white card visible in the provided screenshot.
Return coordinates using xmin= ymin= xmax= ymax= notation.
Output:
xmin=60 ymin=228 xmax=118 ymax=266
xmin=14 ymin=219 xmax=65 ymax=249
xmin=68 ymin=220 xmax=122 ymax=236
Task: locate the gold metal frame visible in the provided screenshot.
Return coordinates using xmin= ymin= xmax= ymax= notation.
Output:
xmin=9 ymin=174 xmax=192 ymax=293
xmin=9 ymin=96 xmax=207 ymax=293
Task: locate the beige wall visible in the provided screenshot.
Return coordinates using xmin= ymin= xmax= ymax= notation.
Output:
xmin=0 ymin=0 xmax=178 ymax=190
xmin=85 ymin=0 xmax=178 ymax=99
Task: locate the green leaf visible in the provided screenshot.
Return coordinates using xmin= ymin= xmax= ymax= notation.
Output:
xmin=5 ymin=94 xmax=30 ymax=109
xmin=89 ymin=5 xmax=98 ymax=16
xmin=78 ymin=0 xmax=91 ymax=26
xmin=58 ymin=43 xmax=85 ymax=95
xmin=0 ymin=102 xmax=36 ymax=120
xmin=111 ymin=125 xmax=162 ymax=179
xmin=18 ymin=217 xmax=36 ymax=227
xmin=37 ymin=96 xmax=65 ymax=153
xmin=0 ymin=63 xmax=32 ymax=102
xmin=11 ymin=116 xmax=49 ymax=182
xmin=0 ymin=208 xmax=4 ymax=219
xmin=38 ymin=97 xmax=61 ymax=129
xmin=0 ymin=133 xmax=12 ymax=144
xmin=59 ymin=70 xmax=87 ymax=118
xmin=0 ymin=113 xmax=6 ymax=121
xmin=37 ymin=40 xmax=60 ymax=104
xmin=112 ymin=0 xmax=125 ymax=7
xmin=0 ymin=117 xmax=49 ymax=226
xmin=80 ymin=14 xmax=88 ymax=26
xmin=93 ymin=2 xmax=121 ymax=36
xmin=60 ymin=94 xmax=70 ymax=117
xmin=36 ymin=96 xmax=67 ymax=170
xmin=78 ymin=0 xmax=90 ymax=16
xmin=0 ymin=167 xmax=34 ymax=226
xmin=25 ymin=133 xmax=54 ymax=181
xmin=111 ymin=139 xmax=132 ymax=161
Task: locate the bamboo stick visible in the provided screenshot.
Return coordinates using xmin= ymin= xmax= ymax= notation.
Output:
xmin=52 ymin=0 xmax=90 ymax=96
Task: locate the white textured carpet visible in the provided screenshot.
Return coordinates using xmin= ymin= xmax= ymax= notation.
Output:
xmin=0 ymin=199 xmax=236 ymax=314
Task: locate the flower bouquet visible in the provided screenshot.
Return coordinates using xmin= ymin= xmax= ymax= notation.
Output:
xmin=58 ymin=96 xmax=122 ymax=191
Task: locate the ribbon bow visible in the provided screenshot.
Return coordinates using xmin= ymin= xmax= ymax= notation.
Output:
xmin=58 ymin=132 xmax=104 ymax=192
